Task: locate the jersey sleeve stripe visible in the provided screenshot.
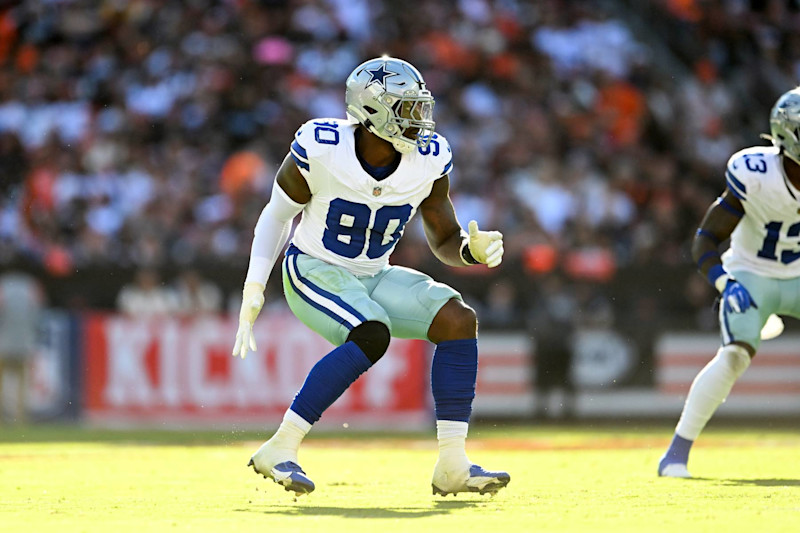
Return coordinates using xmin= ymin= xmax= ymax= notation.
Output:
xmin=291 ymin=141 xmax=309 ymax=167
xmin=441 ymin=158 xmax=453 ymax=176
xmin=717 ymin=196 xmax=744 ymax=217
xmin=726 ymin=182 xmax=745 ymax=201
xmin=291 ymin=139 xmax=308 ymax=160
xmin=725 ymin=170 xmax=747 ymax=199
xmin=290 ymin=152 xmax=310 ymax=171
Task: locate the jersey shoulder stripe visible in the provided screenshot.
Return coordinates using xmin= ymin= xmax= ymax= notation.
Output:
xmin=725 ymin=169 xmax=747 ymax=200
xmin=290 ymin=118 xmax=352 ymax=176
xmin=725 ymin=146 xmax=781 ymax=202
xmin=441 ymin=157 xmax=453 ymax=176
xmin=291 ymin=139 xmax=309 ymax=170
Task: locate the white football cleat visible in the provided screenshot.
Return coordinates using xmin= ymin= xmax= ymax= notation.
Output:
xmin=432 ymin=462 xmax=510 ymax=496
xmin=658 ymin=462 xmax=692 ymax=478
xmin=249 ymin=439 xmax=314 ymax=495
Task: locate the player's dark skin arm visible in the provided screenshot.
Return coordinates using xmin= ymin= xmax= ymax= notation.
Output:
xmin=419 ymin=175 xmax=468 ymax=268
xmin=420 ymin=174 xmax=479 ymax=342
xmin=275 ymin=153 xmax=312 ymax=204
xmin=692 ymin=188 xmax=743 ymax=280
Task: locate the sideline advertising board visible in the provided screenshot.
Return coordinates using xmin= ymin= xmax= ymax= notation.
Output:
xmin=83 ymin=311 xmax=431 ymax=429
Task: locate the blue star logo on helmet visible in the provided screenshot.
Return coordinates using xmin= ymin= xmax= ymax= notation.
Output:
xmin=365 ymin=63 xmax=397 ymax=89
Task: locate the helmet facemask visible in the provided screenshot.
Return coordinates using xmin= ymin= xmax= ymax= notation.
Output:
xmin=345 ymin=57 xmax=436 ymax=154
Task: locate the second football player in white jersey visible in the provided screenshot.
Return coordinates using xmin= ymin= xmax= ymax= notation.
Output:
xmin=231 ymin=56 xmax=510 ymax=496
xmin=659 ymin=87 xmax=800 ymax=478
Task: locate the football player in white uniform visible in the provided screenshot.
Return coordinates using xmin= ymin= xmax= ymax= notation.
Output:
xmin=232 ymin=56 xmax=509 ymax=496
xmin=659 ymin=87 xmax=800 ymax=478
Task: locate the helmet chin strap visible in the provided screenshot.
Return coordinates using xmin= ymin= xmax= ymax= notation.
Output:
xmin=391 ymin=138 xmax=416 ymax=154
xmin=367 ymin=123 xmax=416 ymax=153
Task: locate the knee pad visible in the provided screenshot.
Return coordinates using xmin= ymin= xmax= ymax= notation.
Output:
xmin=347 ymin=321 xmax=390 ymax=364
xmin=718 ymin=344 xmax=752 ymax=377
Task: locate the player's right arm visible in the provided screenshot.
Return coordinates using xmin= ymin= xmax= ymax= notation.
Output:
xmin=232 ymin=154 xmax=310 ymax=359
xmin=275 ymin=153 xmax=312 ymax=204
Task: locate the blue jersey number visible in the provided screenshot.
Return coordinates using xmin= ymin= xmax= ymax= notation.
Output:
xmin=313 ymin=121 xmax=339 ymax=145
xmin=757 ymin=220 xmax=800 ymax=263
xmin=322 ymin=199 xmax=412 ymax=259
xmin=418 ymin=134 xmax=440 ymax=156
xmin=744 ymin=154 xmax=767 ymax=173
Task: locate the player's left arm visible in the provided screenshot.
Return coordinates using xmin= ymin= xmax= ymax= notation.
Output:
xmin=419 ymin=175 xmax=503 ymax=268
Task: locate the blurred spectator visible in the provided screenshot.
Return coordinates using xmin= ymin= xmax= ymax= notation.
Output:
xmin=0 ymin=263 xmax=44 ymax=424
xmin=527 ymin=272 xmax=577 ymax=420
xmin=478 ymin=279 xmax=525 ymax=330
xmin=0 ymin=132 xmax=26 ymax=198
xmin=116 ymin=268 xmax=178 ymax=318
xmin=173 ymin=269 xmax=223 ymax=316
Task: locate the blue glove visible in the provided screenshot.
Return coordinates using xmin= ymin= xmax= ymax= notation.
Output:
xmin=721 ymin=278 xmax=758 ymax=314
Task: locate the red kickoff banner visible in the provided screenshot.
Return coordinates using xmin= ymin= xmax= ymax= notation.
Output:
xmin=83 ymin=311 xmax=431 ymax=429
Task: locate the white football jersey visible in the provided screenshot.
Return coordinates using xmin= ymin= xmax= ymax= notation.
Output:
xmin=722 ymin=146 xmax=800 ymax=278
xmin=287 ymin=118 xmax=453 ymax=276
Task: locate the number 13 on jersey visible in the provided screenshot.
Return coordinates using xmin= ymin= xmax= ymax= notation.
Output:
xmin=758 ymin=220 xmax=800 ymax=264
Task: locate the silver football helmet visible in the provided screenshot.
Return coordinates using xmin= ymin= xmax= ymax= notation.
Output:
xmin=345 ymin=56 xmax=435 ymax=154
xmin=769 ymin=87 xmax=800 ymax=166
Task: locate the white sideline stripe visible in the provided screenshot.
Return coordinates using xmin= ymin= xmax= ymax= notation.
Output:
xmin=660 ymin=367 xmax=800 ymax=383
xmin=473 ymin=393 xmax=534 ymax=414
xmin=657 ymin=334 xmax=800 ymax=354
xmin=288 ymin=257 xmax=362 ymax=328
xmin=481 ymin=366 xmax=531 ymax=383
xmin=477 ymin=336 xmax=530 ymax=354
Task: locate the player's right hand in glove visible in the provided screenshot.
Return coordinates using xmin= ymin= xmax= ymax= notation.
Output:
xmin=232 ymin=281 xmax=265 ymax=359
xmin=721 ymin=278 xmax=757 ymax=314
xmin=709 ymin=265 xmax=782 ymax=339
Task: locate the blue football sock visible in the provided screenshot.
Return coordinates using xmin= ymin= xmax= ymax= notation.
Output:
xmin=290 ymin=341 xmax=372 ymax=425
xmin=662 ymin=434 xmax=693 ymax=465
xmin=431 ymin=338 xmax=478 ymax=422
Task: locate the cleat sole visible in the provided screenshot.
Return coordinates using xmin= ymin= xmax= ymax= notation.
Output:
xmin=432 ymin=470 xmax=510 ymax=497
xmin=249 ymin=456 xmax=314 ymax=496
xmin=432 ymin=484 xmax=449 ymax=496
xmin=473 ymin=479 xmax=510 ymax=495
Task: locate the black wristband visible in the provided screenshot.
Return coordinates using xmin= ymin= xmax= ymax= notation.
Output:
xmin=460 ymin=241 xmax=480 ymax=265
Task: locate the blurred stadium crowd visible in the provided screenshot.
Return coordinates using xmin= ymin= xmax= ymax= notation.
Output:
xmin=0 ymin=0 xmax=798 ymax=333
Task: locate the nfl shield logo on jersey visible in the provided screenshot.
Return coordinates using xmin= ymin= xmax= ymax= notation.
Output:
xmin=373 ymin=186 xmax=382 ymax=197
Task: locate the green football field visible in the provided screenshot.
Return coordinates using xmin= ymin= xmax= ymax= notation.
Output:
xmin=1 ymin=424 xmax=799 ymax=532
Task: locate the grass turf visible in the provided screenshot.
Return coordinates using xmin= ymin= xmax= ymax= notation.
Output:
xmin=1 ymin=424 xmax=799 ymax=532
